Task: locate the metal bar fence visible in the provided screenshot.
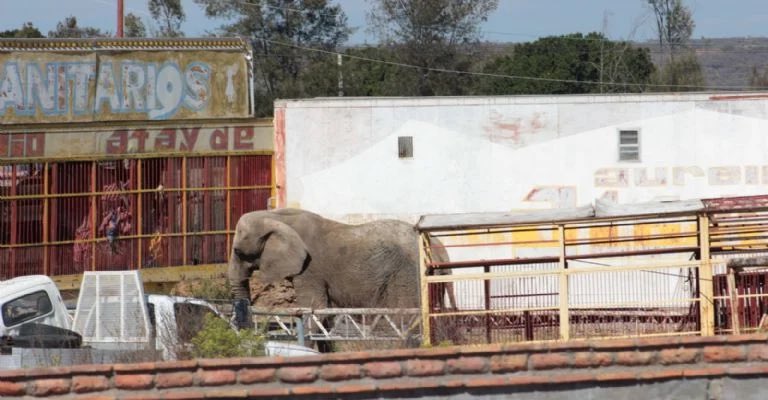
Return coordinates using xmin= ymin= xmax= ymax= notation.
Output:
xmin=424 ymin=260 xmax=708 ymax=345
xmin=0 ymin=155 xmax=273 ymax=279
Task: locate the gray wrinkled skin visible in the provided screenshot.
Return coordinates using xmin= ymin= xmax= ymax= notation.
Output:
xmin=229 ymin=209 xmax=453 ymax=309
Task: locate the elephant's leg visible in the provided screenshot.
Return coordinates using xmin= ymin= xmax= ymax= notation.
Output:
xmin=293 ymin=278 xmax=329 ymax=309
xmin=293 ymin=278 xmax=335 ymax=352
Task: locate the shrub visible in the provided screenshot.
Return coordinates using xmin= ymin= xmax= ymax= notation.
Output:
xmin=190 ymin=313 xmax=265 ymax=358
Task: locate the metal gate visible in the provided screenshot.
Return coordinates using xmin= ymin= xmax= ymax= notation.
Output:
xmin=1 ymin=155 xmax=272 ymax=278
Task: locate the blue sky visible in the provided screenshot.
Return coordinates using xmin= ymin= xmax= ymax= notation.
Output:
xmin=1 ymin=0 xmax=766 ymax=43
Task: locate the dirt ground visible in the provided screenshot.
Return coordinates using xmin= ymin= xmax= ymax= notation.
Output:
xmin=171 ymin=277 xmax=297 ymax=309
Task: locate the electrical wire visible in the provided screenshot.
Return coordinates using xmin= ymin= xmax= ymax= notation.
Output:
xmin=254 ymin=36 xmax=767 ymax=91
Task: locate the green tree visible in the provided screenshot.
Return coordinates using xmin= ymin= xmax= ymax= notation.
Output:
xmin=649 ymin=53 xmax=704 ymax=91
xmin=149 ymin=0 xmax=185 ymax=37
xmin=0 ymin=22 xmax=44 ymax=38
xmin=195 ymin=0 xmax=351 ymax=116
xmin=124 ymin=13 xmax=147 ymax=38
xmin=646 ymin=0 xmax=694 ymax=62
xmin=48 ymin=16 xmax=106 ymax=38
xmin=645 ymin=0 xmax=704 ymax=90
xmin=366 ymin=0 xmax=499 ymax=96
xmin=477 ymin=33 xmax=655 ymax=95
xmin=749 ymin=65 xmax=768 ymax=89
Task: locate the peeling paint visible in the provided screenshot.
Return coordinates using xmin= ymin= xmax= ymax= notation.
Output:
xmin=0 ymin=50 xmax=249 ymax=123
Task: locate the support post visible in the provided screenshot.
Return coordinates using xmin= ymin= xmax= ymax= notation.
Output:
xmin=698 ymin=214 xmax=715 ymax=336
xmin=226 ymin=156 xmax=232 ymax=256
xmin=182 ymin=157 xmax=188 ymax=265
xmin=91 ymin=161 xmax=97 ymax=271
xmin=10 ymin=165 xmax=17 ymax=277
xmin=116 ymin=0 xmax=124 ymax=38
xmin=43 ymin=162 xmax=49 ymax=276
xmin=558 ymin=225 xmax=570 ymax=341
xmin=727 ymin=267 xmax=740 ymax=335
xmin=419 ymin=233 xmax=432 ymax=346
xmin=484 ymin=265 xmax=491 ymax=344
xmin=137 ymin=159 xmax=143 ymax=269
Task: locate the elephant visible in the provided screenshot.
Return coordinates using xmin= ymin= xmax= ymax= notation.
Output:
xmin=228 ymin=208 xmax=456 ymax=318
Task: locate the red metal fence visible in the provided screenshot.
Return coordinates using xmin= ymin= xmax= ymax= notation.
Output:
xmin=1 ymin=155 xmax=272 ymax=279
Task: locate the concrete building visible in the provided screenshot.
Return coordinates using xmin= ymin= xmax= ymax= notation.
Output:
xmin=275 ymin=92 xmax=768 ymax=223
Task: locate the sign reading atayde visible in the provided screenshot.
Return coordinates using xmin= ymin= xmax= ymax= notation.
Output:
xmin=0 ymin=125 xmax=273 ymax=159
xmin=0 ymin=46 xmax=250 ymax=123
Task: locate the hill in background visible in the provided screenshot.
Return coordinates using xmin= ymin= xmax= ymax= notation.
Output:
xmin=644 ymin=37 xmax=768 ymax=89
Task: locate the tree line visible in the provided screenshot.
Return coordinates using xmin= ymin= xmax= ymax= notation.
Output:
xmin=2 ymin=0 xmax=764 ymax=117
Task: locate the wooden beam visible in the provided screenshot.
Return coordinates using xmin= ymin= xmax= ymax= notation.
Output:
xmin=698 ymin=214 xmax=715 ymax=336
xmin=52 ymin=263 xmax=228 ymax=292
xmin=419 ymin=233 xmax=432 ymax=346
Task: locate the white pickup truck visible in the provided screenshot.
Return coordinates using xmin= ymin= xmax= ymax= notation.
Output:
xmin=0 ymin=271 xmax=316 ymax=369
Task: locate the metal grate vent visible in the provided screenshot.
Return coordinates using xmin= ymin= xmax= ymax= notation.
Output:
xmin=398 ymin=136 xmax=413 ymax=158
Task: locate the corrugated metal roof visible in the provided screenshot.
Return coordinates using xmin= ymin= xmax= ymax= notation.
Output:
xmin=593 ymin=198 xmax=704 ymax=218
xmin=417 ymin=206 xmax=594 ymax=231
xmin=0 ymin=37 xmax=249 ymax=52
xmin=416 ymin=195 xmax=768 ymax=231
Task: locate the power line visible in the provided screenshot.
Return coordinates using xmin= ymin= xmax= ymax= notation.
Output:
xmin=254 ymin=36 xmax=766 ymax=91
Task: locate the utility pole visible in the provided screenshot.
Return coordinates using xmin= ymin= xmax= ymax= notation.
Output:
xmin=117 ymin=0 xmax=124 ymax=38
xmin=337 ymin=54 xmax=344 ymax=97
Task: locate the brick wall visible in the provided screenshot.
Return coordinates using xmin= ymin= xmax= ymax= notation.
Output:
xmin=2 ymin=334 xmax=768 ymax=399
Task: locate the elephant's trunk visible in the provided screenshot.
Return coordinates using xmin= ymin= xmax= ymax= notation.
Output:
xmin=228 ymin=257 xmax=254 ymax=330
xmin=228 ymin=258 xmax=253 ymax=301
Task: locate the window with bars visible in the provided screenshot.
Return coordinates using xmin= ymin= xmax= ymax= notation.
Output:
xmin=618 ymin=130 xmax=640 ymax=162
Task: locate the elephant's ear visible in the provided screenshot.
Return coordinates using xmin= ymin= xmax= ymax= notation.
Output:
xmin=258 ymin=219 xmax=310 ymax=283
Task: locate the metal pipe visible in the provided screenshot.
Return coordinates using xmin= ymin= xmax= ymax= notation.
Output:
xmin=117 ymin=0 xmax=124 ymax=38
xmin=428 ymin=247 xmax=701 ymax=269
xmin=43 ymin=162 xmax=49 ymax=276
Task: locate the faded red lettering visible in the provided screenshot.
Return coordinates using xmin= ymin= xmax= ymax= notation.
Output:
xmin=709 ymin=166 xmax=740 ymax=185
xmin=210 ymin=128 xmax=228 ymax=150
xmin=26 ymin=133 xmax=44 ymax=157
xmin=10 ymin=134 xmax=26 ymax=157
xmin=106 ymin=130 xmax=128 ymax=154
xmin=155 ymin=128 xmax=176 ymax=151
xmin=180 ymin=128 xmax=200 ymax=151
xmin=131 ymin=129 xmax=149 ymax=153
xmin=233 ymin=126 xmax=254 ymax=150
xmin=0 ymin=134 xmax=8 ymax=156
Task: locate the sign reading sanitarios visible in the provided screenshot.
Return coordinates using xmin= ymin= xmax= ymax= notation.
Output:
xmin=0 ymin=43 xmax=251 ymax=123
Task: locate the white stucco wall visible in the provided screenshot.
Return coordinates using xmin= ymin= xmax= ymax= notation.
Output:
xmin=278 ymin=93 xmax=768 ymax=224
xmin=277 ymin=93 xmax=768 ymax=310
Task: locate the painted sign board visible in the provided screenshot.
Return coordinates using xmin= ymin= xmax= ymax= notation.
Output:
xmin=0 ymin=44 xmax=251 ymax=123
xmin=0 ymin=124 xmax=272 ymax=159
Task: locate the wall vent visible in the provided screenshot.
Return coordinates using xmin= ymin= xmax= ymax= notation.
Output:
xmin=398 ymin=136 xmax=413 ymax=158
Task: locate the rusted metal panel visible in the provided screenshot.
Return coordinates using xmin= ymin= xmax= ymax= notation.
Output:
xmin=0 ymin=38 xmax=252 ymax=124
xmin=0 ymin=123 xmax=272 ymax=160
xmin=703 ymin=194 xmax=768 ymax=212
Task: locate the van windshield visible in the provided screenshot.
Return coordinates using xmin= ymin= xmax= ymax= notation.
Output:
xmin=2 ymin=291 xmax=53 ymax=327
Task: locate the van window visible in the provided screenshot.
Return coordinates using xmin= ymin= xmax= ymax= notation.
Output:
xmin=2 ymin=291 xmax=53 ymax=327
